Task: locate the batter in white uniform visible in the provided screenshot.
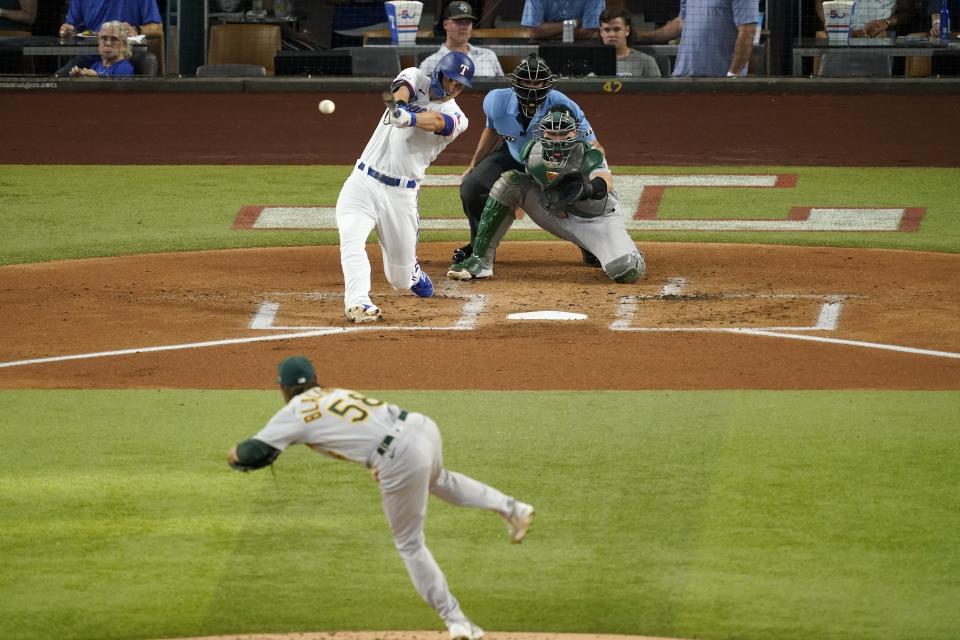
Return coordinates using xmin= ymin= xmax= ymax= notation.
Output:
xmin=227 ymin=355 xmax=534 ymax=640
xmin=336 ymin=51 xmax=476 ymax=324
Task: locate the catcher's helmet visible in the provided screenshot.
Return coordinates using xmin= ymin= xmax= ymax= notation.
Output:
xmin=431 ymin=50 xmax=475 ymax=99
xmin=509 ymin=54 xmax=555 ymax=117
xmin=538 ymin=105 xmax=579 ymax=167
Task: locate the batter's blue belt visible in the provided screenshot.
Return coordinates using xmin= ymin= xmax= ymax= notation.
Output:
xmin=376 ymin=409 xmax=408 ymax=455
xmin=357 ymin=162 xmax=417 ymax=189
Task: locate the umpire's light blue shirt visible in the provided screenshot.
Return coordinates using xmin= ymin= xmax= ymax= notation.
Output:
xmin=521 ymin=0 xmax=606 ymax=28
xmin=482 ymin=88 xmax=597 ymax=163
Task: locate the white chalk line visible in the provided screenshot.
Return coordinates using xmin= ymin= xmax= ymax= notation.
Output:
xmin=248 ymin=291 xmax=486 ymax=332
xmin=609 ymin=283 xmax=959 ymax=359
xmin=0 ymin=325 xmax=474 ymax=369
xmin=0 ymin=291 xmax=488 ymax=370
xmin=2 ymin=287 xmax=957 ymax=368
xmin=659 ymin=277 xmax=687 ymax=298
xmin=730 ymin=329 xmax=960 ymax=359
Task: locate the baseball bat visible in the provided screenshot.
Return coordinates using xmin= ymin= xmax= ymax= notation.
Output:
xmin=381 ymin=90 xmax=400 ymax=117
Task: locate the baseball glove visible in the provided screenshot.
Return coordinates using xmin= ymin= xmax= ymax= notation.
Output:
xmin=542 ymin=172 xmax=588 ymax=214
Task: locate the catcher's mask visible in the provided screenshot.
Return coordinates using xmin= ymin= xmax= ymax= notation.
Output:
xmin=538 ymin=107 xmax=579 ymax=167
xmin=508 ymin=54 xmax=555 ymax=117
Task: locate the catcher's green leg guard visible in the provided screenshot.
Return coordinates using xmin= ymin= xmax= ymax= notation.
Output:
xmin=473 ymin=169 xmax=527 ymax=257
xmin=447 ymin=200 xmax=507 ymax=280
xmin=473 ymin=196 xmax=512 ymax=257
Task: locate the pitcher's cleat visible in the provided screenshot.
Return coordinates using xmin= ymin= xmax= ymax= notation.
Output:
xmin=448 ymin=621 xmax=484 ymax=640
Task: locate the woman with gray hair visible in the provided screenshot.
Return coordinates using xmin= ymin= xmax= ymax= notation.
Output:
xmin=69 ymin=21 xmax=134 ymax=77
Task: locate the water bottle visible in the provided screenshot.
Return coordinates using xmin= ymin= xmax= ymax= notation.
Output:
xmin=562 ymin=19 xmax=575 ymax=43
xmin=940 ymin=1 xmax=951 ymax=41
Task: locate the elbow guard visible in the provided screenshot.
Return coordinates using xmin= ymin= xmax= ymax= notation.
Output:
xmin=230 ymin=438 xmax=281 ymax=472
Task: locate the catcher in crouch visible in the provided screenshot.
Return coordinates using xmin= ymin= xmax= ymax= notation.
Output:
xmin=447 ymin=106 xmax=645 ymax=284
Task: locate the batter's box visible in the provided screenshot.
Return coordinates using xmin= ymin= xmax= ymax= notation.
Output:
xmin=611 ymin=293 xmax=848 ymax=332
xmin=248 ymin=291 xmax=486 ymax=332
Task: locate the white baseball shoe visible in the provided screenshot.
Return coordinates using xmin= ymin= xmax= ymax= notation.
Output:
xmin=448 ymin=621 xmax=484 ymax=640
xmin=502 ymin=499 xmax=535 ymax=544
xmin=344 ymin=303 xmax=382 ymax=324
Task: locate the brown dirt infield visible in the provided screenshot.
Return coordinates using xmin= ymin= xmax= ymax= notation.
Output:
xmin=1 ymin=242 xmax=958 ymax=390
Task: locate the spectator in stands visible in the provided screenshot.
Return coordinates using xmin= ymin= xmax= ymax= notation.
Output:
xmin=599 ymin=7 xmax=661 ymax=77
xmin=431 ymin=0 xmax=503 ymax=31
xmin=68 ymin=20 xmax=134 ymax=76
xmin=815 ymin=0 xmax=915 ymax=37
xmin=634 ymin=15 xmax=682 ymax=46
xmin=59 ymin=0 xmax=162 ymax=38
xmin=420 ymin=1 xmax=504 ymax=77
xmin=926 ymin=0 xmax=958 ymax=38
xmin=521 ymin=0 xmax=604 ymax=41
xmin=0 ymin=0 xmax=36 ymax=31
xmin=660 ymin=0 xmax=757 ymax=76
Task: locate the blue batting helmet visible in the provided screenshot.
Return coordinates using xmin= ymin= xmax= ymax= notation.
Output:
xmin=431 ymin=51 xmax=474 ymax=98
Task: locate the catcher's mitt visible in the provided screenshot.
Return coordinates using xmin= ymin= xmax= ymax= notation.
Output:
xmin=542 ymin=172 xmax=587 ymax=214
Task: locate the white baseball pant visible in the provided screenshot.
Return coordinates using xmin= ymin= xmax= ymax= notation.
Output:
xmin=335 ymin=168 xmax=422 ymax=308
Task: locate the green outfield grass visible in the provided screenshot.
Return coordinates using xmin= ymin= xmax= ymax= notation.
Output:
xmin=1 ymin=165 xmax=959 ymax=265
xmin=1 ymin=390 xmax=958 ymax=640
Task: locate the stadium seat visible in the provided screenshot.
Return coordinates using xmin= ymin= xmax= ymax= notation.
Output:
xmin=207 ymin=23 xmax=282 ymax=75
xmin=131 ymin=50 xmax=159 ymax=76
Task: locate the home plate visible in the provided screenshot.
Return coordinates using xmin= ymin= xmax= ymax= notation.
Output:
xmin=507 ymin=310 xmax=588 ymax=321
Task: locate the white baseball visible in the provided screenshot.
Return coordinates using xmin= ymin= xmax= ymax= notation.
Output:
xmin=318 ymin=99 xmax=336 ymax=115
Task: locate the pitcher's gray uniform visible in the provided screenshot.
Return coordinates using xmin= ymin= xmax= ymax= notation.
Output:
xmin=448 ymin=107 xmax=644 ymax=284
xmin=228 ymin=355 xmax=534 ymax=640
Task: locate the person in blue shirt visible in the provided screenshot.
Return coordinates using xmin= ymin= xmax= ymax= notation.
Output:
xmin=59 ymin=0 xmax=162 ymax=38
xmin=456 ymin=53 xmax=606 ymax=266
xmin=68 ymin=20 xmax=135 ymax=76
xmin=521 ymin=0 xmax=605 ymax=41
xmin=673 ymin=0 xmax=758 ymax=77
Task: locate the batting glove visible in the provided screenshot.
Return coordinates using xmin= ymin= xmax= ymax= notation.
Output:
xmin=389 ymin=106 xmax=417 ymax=129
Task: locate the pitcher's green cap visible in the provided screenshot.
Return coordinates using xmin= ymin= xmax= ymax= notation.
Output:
xmin=277 ymin=355 xmax=315 ymax=386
